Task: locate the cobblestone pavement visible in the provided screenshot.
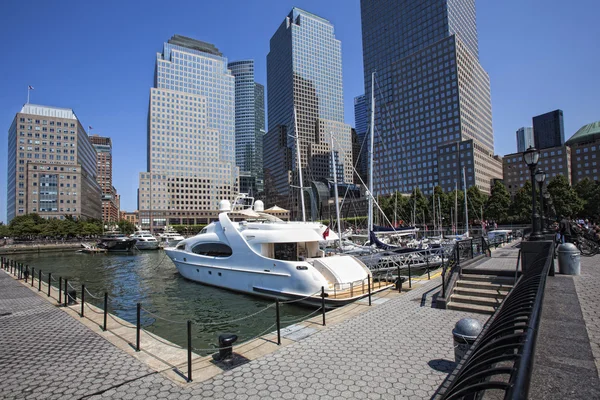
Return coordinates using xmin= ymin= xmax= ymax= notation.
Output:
xmin=90 ymin=275 xmax=485 ymax=399
xmin=574 ymin=253 xmax=600 ymax=376
xmin=0 ymin=271 xmax=157 ymax=400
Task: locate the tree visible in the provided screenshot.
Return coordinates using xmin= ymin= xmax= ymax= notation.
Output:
xmin=573 ymin=178 xmax=600 ymax=220
xmin=547 ymin=175 xmax=583 ymax=218
xmin=466 ymin=186 xmax=486 ymax=222
xmin=510 ymin=181 xmax=533 ymax=224
xmin=0 ymin=223 xmax=10 ymax=238
xmin=485 ymin=181 xmax=511 ymax=223
xmin=409 ymin=188 xmax=430 ymax=226
xmin=117 ymin=219 xmax=136 ymax=235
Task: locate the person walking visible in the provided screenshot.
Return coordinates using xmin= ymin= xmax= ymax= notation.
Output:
xmin=559 ymin=216 xmax=572 ymax=244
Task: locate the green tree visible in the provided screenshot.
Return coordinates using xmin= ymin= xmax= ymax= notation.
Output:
xmin=466 ymin=186 xmax=486 ymax=222
xmin=547 ymin=175 xmax=583 ymax=218
xmin=485 ymin=181 xmax=511 ymax=223
xmin=117 ymin=219 xmax=136 ymax=235
xmin=409 ymin=188 xmax=430 ymax=226
xmin=510 ymin=181 xmax=533 ymax=223
xmin=0 ymin=223 xmax=10 ymax=238
xmin=573 ymin=178 xmax=600 ymax=219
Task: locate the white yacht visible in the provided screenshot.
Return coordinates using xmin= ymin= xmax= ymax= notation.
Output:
xmin=164 ymin=199 xmax=388 ymax=306
xmin=130 ymin=231 xmax=159 ymax=250
xmin=157 ymin=226 xmax=185 ymax=247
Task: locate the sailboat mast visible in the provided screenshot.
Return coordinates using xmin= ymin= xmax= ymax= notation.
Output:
xmin=394 ymin=192 xmax=397 ymax=228
xmin=368 ymin=72 xmax=375 ymax=233
xmin=293 ymin=107 xmax=306 ymax=222
xmin=432 ymin=193 xmax=436 ymax=234
xmin=463 ymin=167 xmax=469 ymax=237
xmin=438 ymin=196 xmax=442 ymax=236
xmin=330 ymin=134 xmax=343 ymax=250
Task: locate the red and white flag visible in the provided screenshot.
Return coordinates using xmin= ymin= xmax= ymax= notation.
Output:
xmin=322 ymin=227 xmax=330 ymax=239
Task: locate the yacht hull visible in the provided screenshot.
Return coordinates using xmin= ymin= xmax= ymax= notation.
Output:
xmin=134 ymin=241 xmax=159 ymax=250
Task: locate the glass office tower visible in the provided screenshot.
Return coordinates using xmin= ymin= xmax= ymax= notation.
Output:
xmin=354 ymin=94 xmax=368 ymax=184
xmin=228 ymin=60 xmax=265 ymax=194
xmin=533 ymin=109 xmax=565 ymax=150
xmin=264 ymin=8 xmax=353 ymax=206
xmin=138 ymin=35 xmax=238 ymax=231
xmin=360 ymin=0 xmax=501 ymax=195
xmin=516 ymin=127 xmax=535 ymax=153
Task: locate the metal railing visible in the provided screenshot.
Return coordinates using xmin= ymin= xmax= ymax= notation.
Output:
xmin=438 ymin=242 xmax=554 ymax=399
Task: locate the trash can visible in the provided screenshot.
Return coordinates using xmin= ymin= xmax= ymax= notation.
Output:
xmin=217 ymin=333 xmax=238 ymax=360
xmin=452 ymin=318 xmax=482 ymax=364
xmin=557 ymin=243 xmax=580 ymax=275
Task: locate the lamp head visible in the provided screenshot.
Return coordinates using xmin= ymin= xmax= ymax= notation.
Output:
xmin=535 ymin=169 xmax=546 ymax=183
xmin=523 ymin=146 xmax=540 ymax=167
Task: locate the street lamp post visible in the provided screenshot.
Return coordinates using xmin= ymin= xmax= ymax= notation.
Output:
xmin=543 ymin=192 xmax=552 ymax=232
xmin=523 ymin=147 xmax=543 ymax=241
xmin=535 ymin=169 xmax=548 ymax=235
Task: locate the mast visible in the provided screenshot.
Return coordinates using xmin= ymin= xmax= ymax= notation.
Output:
xmin=438 ymin=196 xmax=443 ymax=237
xmin=330 ymin=134 xmax=343 ymax=251
xmin=413 ymin=190 xmax=417 ymax=228
xmin=432 ymin=193 xmax=436 ymax=235
xmin=293 ymin=107 xmax=306 ymax=222
xmin=368 ymin=72 xmax=375 ymax=233
xmin=463 ymin=167 xmax=469 ymax=237
xmin=454 ymin=181 xmax=458 ymax=234
xmin=394 ymin=191 xmax=397 ymax=228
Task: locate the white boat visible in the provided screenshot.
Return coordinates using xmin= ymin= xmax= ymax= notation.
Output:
xmin=156 ymin=226 xmax=185 ymax=247
xmin=130 ymin=231 xmax=160 ymax=250
xmin=164 ymin=199 xmax=386 ymax=306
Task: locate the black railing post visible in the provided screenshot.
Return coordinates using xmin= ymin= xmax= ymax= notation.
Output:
xmin=81 ymin=284 xmax=85 ymax=318
xmin=408 ymin=264 xmax=412 ymax=288
xmin=321 ymin=287 xmax=326 ymax=326
xmin=58 ymin=277 xmax=62 ymax=304
xmin=38 ymin=269 xmax=42 ymax=291
xmin=426 ymin=255 xmax=430 ymax=280
xmin=136 ymin=302 xmax=141 ymax=351
xmin=25 ymin=265 xmax=28 ymax=282
xmin=368 ymin=276 xmax=372 ymax=306
xmin=397 ymin=265 xmax=401 ymax=292
xmin=47 ymin=273 xmax=52 ymax=297
xmin=187 ymin=320 xmax=193 ymax=382
xmin=31 ymin=267 xmax=35 ymax=287
xmin=103 ymin=292 xmax=108 ymax=331
xmin=64 ymin=279 xmax=68 ymax=307
xmin=276 ymin=299 xmax=281 ymax=345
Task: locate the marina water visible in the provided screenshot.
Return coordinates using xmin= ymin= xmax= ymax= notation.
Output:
xmin=10 ymin=250 xmax=308 ymax=351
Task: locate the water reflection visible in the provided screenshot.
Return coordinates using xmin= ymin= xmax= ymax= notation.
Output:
xmin=11 ymin=250 xmax=308 ymax=350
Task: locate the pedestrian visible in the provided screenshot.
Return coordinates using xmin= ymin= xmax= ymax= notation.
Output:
xmin=559 ymin=215 xmax=572 ymax=244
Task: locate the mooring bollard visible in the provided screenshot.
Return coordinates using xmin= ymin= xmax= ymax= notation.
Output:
xmin=368 ymin=276 xmax=372 ymax=306
xmin=58 ymin=277 xmax=62 ymax=304
xmin=38 ymin=269 xmax=42 ymax=291
xmin=81 ymin=284 xmax=85 ymax=318
xmin=47 ymin=273 xmax=52 ymax=297
xmin=321 ymin=286 xmax=326 ymax=326
xmin=103 ymin=292 xmax=108 ymax=331
xmin=276 ymin=299 xmax=281 ymax=345
xmin=187 ymin=320 xmax=193 ymax=382
xmin=136 ymin=303 xmax=141 ymax=351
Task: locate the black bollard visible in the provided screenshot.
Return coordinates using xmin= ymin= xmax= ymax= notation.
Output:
xmin=187 ymin=320 xmax=193 ymax=382
xmin=58 ymin=277 xmax=62 ymax=304
xmin=64 ymin=279 xmax=68 ymax=307
xmin=81 ymin=285 xmax=85 ymax=318
xmin=276 ymin=299 xmax=281 ymax=345
xmin=397 ymin=265 xmax=401 ymax=292
xmin=408 ymin=264 xmax=412 ymax=288
xmin=368 ymin=276 xmax=372 ymax=306
xmin=38 ymin=269 xmax=42 ymax=291
xmin=136 ymin=303 xmax=141 ymax=351
xmin=321 ymin=286 xmax=326 ymax=326
xmin=103 ymin=292 xmax=108 ymax=331
xmin=31 ymin=267 xmax=34 ymax=287
xmin=47 ymin=273 xmax=52 ymax=297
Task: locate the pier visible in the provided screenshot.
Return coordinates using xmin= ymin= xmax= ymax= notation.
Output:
xmin=1 ymin=241 xmax=599 ymax=399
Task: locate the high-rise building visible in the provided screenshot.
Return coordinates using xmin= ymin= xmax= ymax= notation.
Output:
xmin=227 ymin=60 xmax=265 ymax=195
xmin=264 ymin=8 xmax=353 ymax=212
xmin=354 ymin=94 xmax=368 ymax=184
xmin=90 ymin=134 xmax=119 ymax=224
xmin=516 ymin=127 xmax=535 ymax=153
xmin=533 ymin=109 xmax=565 ymax=150
xmin=566 ymin=120 xmax=600 ymax=183
xmin=360 ymin=0 xmax=501 ymax=195
xmin=6 ymin=104 xmax=102 ymax=222
xmin=138 ymin=35 xmax=238 ymax=231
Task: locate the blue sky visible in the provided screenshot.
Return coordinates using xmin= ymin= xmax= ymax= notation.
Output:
xmin=1 ymin=0 xmax=598 ymax=223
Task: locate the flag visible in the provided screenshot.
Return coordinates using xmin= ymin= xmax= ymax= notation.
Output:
xmin=322 ymin=227 xmax=330 ymax=239
xmin=28 ymin=85 xmax=34 ymax=90
xmin=88 ymin=126 xmax=93 ymax=130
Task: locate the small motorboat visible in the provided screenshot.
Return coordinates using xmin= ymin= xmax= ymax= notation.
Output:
xmin=97 ymin=235 xmax=137 ymax=252
xmin=130 ymin=231 xmax=160 ymax=250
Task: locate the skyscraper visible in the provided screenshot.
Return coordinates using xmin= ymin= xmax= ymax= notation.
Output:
xmin=516 ymin=127 xmax=534 ymax=153
xmin=360 ymin=0 xmax=501 ymax=195
xmin=138 ymin=35 xmax=238 ymax=231
xmin=533 ymin=109 xmax=565 ymax=150
xmin=90 ymin=134 xmax=119 ymax=224
xmin=228 ymin=60 xmax=265 ymax=194
xmin=6 ymin=104 xmax=101 ymax=222
xmin=354 ymin=94 xmax=368 ymax=184
xmin=264 ymin=8 xmax=353 ymax=211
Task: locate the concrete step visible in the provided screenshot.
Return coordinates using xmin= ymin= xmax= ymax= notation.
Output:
xmin=460 ymin=274 xmax=516 ymax=285
xmin=450 ymin=293 xmax=503 ymax=307
xmin=447 ymin=302 xmax=496 ymax=315
xmin=454 ymin=286 xmax=510 ymax=299
xmin=461 ymin=268 xmax=517 ymax=278
xmin=456 ymin=280 xmax=513 ymax=291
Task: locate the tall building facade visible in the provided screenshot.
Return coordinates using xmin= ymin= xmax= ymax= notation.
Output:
xmin=516 ymin=127 xmax=534 ymax=153
xmin=6 ymin=104 xmax=102 ymax=222
xmin=354 ymin=94 xmax=368 ymax=184
xmin=360 ymin=0 xmax=500 ymax=196
xmin=90 ymin=134 xmax=119 ymax=224
xmin=567 ymin=120 xmax=600 ymax=183
xmin=533 ymin=109 xmax=565 ymax=150
xmin=227 ymin=60 xmax=265 ymax=194
xmin=138 ymin=35 xmax=238 ymax=231
xmin=264 ymin=8 xmax=353 ymax=211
